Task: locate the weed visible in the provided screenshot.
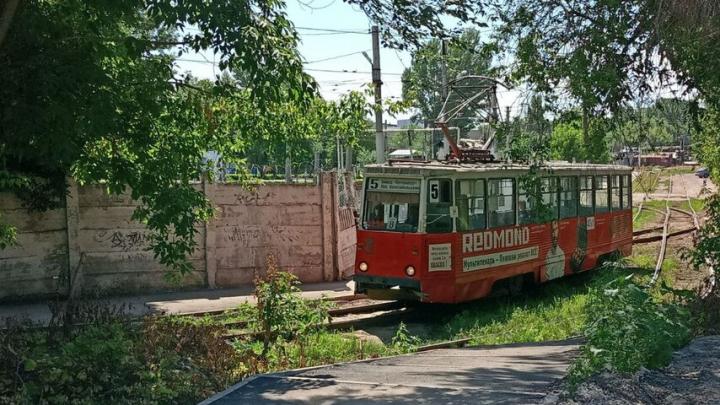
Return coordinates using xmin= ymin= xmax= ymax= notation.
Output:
xmin=632 ymin=206 xmax=659 ymax=229
xmin=568 ymin=271 xmax=691 ymax=385
xmin=253 ymin=255 xmax=330 ymax=363
xmin=391 ymin=322 xmax=420 ymax=353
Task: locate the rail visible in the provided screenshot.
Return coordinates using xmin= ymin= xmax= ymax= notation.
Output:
xmin=678 ymin=174 xmax=715 ymax=296
xmin=650 ymin=180 xmax=672 ymax=285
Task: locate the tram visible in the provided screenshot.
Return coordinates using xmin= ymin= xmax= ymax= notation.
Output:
xmin=353 ymin=160 xmax=633 ymax=303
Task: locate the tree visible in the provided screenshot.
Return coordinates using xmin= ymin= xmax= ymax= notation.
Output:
xmin=550 ymin=119 xmax=610 ymax=164
xmin=401 ymin=28 xmax=493 ymax=129
xmin=2 ymin=0 xmax=482 ymax=276
xmin=0 ymin=0 xmax=313 ymax=274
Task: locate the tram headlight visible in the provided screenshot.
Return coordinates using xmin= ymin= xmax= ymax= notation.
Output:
xmin=405 ymin=265 xmax=416 ymax=276
xmin=358 ymin=262 xmax=368 ymax=272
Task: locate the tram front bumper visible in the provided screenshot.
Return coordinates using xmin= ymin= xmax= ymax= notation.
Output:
xmin=353 ymin=275 xmax=423 ymax=301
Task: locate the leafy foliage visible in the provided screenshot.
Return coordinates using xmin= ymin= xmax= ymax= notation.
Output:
xmin=0 ymin=0 xmax=318 ymax=274
xmin=550 ymin=119 xmax=610 ymax=164
xmin=570 ymin=272 xmax=690 ymax=381
xmin=253 ymin=255 xmax=330 ymax=358
xmin=347 ymin=0 xmax=488 ymax=49
xmin=0 ymin=317 xmax=244 ymax=404
xmin=492 ymin=0 xmax=681 ymax=113
xmin=391 ymin=322 xmax=421 ymax=353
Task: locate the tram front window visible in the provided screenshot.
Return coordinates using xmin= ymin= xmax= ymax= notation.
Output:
xmin=363 ymin=178 xmax=420 ymax=232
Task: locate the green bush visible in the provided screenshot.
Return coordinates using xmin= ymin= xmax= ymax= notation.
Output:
xmin=8 ymin=323 xmax=140 ymax=404
xmin=1 ymin=317 xmax=245 ymax=405
xmin=253 ymin=255 xmax=329 ymax=360
xmin=569 ymin=273 xmax=691 ymax=382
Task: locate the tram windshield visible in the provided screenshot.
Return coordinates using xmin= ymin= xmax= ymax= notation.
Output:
xmin=363 ymin=178 xmax=420 ymax=232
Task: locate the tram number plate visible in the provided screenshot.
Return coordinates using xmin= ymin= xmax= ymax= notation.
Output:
xmin=428 ymin=243 xmax=452 ymax=271
xmin=586 ymin=217 xmax=596 ymax=230
xmin=429 ymin=180 xmax=440 ymax=203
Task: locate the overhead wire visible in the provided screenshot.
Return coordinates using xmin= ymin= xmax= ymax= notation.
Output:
xmin=304 ymin=50 xmax=369 ymax=64
xmin=294 ymin=26 xmax=368 ymax=34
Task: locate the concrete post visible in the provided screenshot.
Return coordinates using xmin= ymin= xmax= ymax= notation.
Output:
xmin=65 ymin=178 xmax=81 ymax=296
xmin=202 ymin=176 xmax=217 ymax=288
xmin=319 ymin=172 xmax=338 ymax=281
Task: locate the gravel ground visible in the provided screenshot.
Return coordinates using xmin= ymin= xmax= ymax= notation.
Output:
xmin=541 ymin=336 xmax=720 ymax=405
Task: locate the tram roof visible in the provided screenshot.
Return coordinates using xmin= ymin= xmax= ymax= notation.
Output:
xmin=364 ymin=160 xmax=633 ymax=176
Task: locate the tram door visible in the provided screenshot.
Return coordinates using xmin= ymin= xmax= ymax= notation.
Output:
xmin=426 ymin=179 xmax=454 ymax=233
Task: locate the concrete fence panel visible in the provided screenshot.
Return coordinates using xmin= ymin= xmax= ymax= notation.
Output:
xmin=0 ymin=172 xmax=354 ymax=301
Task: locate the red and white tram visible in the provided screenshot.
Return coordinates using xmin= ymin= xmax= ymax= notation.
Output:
xmin=354 ymin=161 xmax=633 ymax=303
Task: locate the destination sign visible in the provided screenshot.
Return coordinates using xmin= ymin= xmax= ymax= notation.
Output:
xmin=428 ymin=243 xmax=452 ymax=272
xmin=463 ymin=246 xmax=539 ymax=272
xmin=367 ymin=178 xmax=420 ymax=193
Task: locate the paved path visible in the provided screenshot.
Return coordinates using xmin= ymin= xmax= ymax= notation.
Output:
xmin=202 ymin=339 xmax=581 ymax=405
xmin=0 ymin=280 xmax=354 ymax=325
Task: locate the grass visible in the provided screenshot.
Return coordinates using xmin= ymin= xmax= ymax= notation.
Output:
xmin=633 ymin=170 xmax=661 ymax=193
xmin=633 ymin=206 xmax=660 ymax=229
xmin=661 ymin=166 xmax=694 ymax=176
xmin=412 ymin=266 xmax=636 ymax=347
xmin=640 ymin=198 xmax=705 ymax=213
xmin=687 ymin=197 xmax=705 ymax=213
xmin=229 ymin=330 xmax=392 ymax=373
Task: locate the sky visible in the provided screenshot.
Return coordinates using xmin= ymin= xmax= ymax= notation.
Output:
xmin=174 ymin=0 xmax=521 ymax=123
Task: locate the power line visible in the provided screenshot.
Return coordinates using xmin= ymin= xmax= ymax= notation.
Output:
xmin=305 ymin=68 xmax=404 ymax=76
xmin=175 ymin=59 xmax=404 ymax=76
xmin=304 ymin=50 xmax=369 ymax=64
xmin=295 ymin=26 xmax=368 ymax=34
xmin=296 ymin=0 xmax=337 ymax=11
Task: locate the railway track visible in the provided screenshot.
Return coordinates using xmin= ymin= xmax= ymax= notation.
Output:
xmin=219 ymin=298 xmax=413 ymax=340
xmin=650 ymin=184 xmax=671 ymax=284
xmin=677 ymin=174 xmax=715 ymax=295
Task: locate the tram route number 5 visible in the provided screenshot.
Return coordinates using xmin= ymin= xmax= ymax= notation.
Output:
xmin=429 ymin=180 xmax=440 ymax=203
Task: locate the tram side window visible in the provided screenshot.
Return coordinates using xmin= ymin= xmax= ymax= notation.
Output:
xmin=488 ymin=178 xmax=515 ymax=228
xmin=595 ymin=175 xmax=609 ymax=213
xmin=517 ymin=181 xmax=536 ymax=225
xmin=456 ymin=179 xmax=486 ymax=231
xmin=560 ymin=176 xmax=578 ymax=218
xmin=542 ymin=177 xmax=559 ymax=220
xmin=610 ymin=175 xmax=621 ymax=210
xmin=621 ymin=174 xmax=632 ymax=208
xmin=427 ymin=179 xmax=453 ymax=233
xmin=579 ymin=176 xmax=594 ymax=216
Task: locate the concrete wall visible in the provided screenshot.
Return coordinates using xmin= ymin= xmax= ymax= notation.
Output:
xmin=0 ymin=172 xmax=354 ymax=301
xmin=0 ymin=195 xmax=68 ymax=299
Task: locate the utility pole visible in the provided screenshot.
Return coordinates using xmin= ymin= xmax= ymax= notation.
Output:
xmin=440 ymin=39 xmax=448 ymax=101
xmin=371 ymin=26 xmax=385 ymax=164
xmin=505 ymin=106 xmax=511 ymax=161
